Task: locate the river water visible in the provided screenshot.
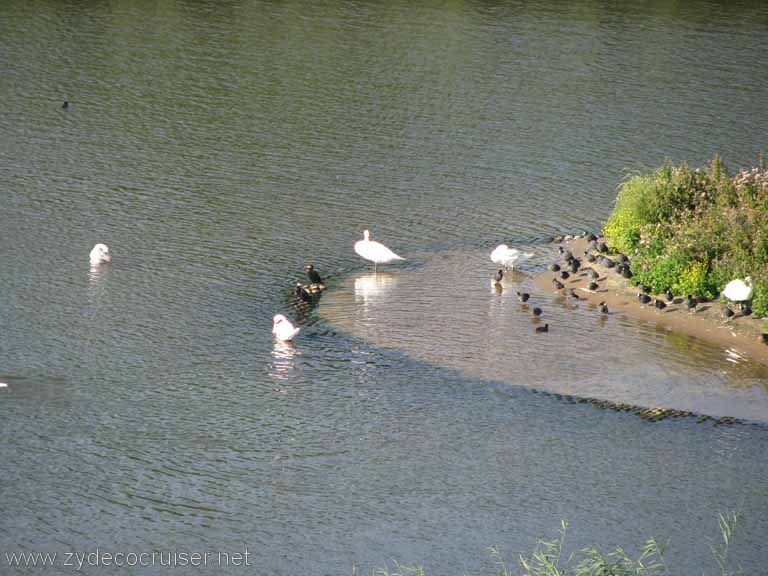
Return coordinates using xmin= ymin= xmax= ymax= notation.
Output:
xmin=1 ymin=1 xmax=768 ymax=573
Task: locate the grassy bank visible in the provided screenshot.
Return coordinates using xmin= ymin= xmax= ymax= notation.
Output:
xmin=375 ymin=512 xmax=743 ymax=576
xmin=603 ymin=154 xmax=767 ymax=316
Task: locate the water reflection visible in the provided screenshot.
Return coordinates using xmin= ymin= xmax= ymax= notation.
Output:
xmin=269 ymin=340 xmax=298 ymax=382
xmin=489 ymin=269 xmax=528 ymax=295
xmin=87 ymin=264 xmax=109 ymax=289
xmin=354 ymin=271 xmax=399 ymax=306
xmin=86 ymin=264 xmax=111 ymax=314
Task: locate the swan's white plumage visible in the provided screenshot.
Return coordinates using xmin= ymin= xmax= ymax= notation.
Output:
xmin=354 ymin=230 xmax=405 ymax=266
xmin=490 ymin=244 xmax=533 ymax=269
xmin=722 ymin=276 xmax=753 ymax=304
xmin=89 ymin=243 xmax=112 ymax=265
xmin=272 ymin=314 xmax=300 ymax=341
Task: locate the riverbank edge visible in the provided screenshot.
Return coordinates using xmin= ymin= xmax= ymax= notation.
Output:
xmin=533 ymin=236 xmax=768 ymax=369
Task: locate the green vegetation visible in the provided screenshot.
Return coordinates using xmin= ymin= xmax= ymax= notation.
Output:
xmin=374 ymin=512 xmax=743 ymax=576
xmin=603 ymin=154 xmax=768 ymax=315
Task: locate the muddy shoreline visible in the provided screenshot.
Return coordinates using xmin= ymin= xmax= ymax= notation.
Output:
xmin=535 ymin=237 xmax=768 ymax=368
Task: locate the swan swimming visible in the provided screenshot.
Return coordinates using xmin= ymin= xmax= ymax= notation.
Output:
xmin=722 ymin=276 xmax=752 ymax=310
xmin=354 ymin=230 xmax=405 ymax=271
xmin=89 ymin=243 xmax=112 ymax=265
xmin=272 ymin=313 xmax=300 ymax=341
xmin=490 ymin=244 xmax=533 ymax=269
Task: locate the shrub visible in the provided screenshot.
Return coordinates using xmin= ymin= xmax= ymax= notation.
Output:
xmin=632 ymin=256 xmax=680 ymax=295
xmin=604 ymin=154 xmax=768 ymax=314
xmin=674 ymin=261 xmax=716 ymax=299
xmin=603 ymin=172 xmax=658 ymax=254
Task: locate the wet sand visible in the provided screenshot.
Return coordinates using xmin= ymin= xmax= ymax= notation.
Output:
xmin=535 ymin=237 xmax=768 ymax=368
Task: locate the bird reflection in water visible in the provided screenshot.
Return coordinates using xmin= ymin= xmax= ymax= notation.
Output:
xmin=88 ymin=263 xmax=109 ymax=286
xmin=353 ymin=271 xmax=399 ymax=305
xmin=269 ymin=340 xmax=298 ymax=383
xmin=87 ymin=264 xmax=111 ymax=309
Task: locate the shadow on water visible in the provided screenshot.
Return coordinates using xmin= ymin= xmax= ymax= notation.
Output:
xmin=320 ymin=247 xmax=768 ymax=423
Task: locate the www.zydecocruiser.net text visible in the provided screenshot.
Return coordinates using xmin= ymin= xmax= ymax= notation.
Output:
xmin=5 ymin=548 xmax=252 ymax=570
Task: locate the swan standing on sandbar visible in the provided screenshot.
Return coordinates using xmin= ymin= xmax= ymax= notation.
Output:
xmin=490 ymin=244 xmax=533 ymax=270
xmin=722 ymin=276 xmax=753 ymax=310
xmin=354 ymin=230 xmax=405 ymax=272
xmin=89 ymin=243 xmax=112 ymax=265
xmin=272 ymin=314 xmax=300 ymax=342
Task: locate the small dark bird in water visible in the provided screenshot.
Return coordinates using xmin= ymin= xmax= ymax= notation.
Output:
xmin=637 ymin=283 xmax=649 ymax=294
xmin=564 ymin=288 xmax=580 ymax=299
xmin=304 ymin=263 xmax=324 ymax=284
xmin=552 ymin=278 xmax=564 ymax=290
xmin=585 ymin=252 xmax=596 ymax=263
xmin=62 ymin=100 xmax=69 ymax=109
xmin=532 ymin=307 xmax=543 ymax=316
xmin=493 ymin=269 xmax=504 ymax=283
xmin=569 ymin=259 xmax=581 ymax=273
xmin=597 ymin=241 xmax=609 ymax=253
xmin=686 ymin=294 xmax=697 ymax=312
xmin=654 ymin=299 xmax=667 ymax=310
xmin=601 ymin=257 xmax=615 ymax=268
xmin=535 ymin=323 xmax=549 ymax=333
xmin=559 ymin=247 xmax=574 ymax=262
xmin=560 ymin=270 xmax=570 ymax=280
xmin=742 ymin=305 xmax=752 ymax=316
xmin=617 ymin=254 xmax=629 ymax=263
xmin=517 ymin=291 xmax=530 ymax=302
xmin=722 ymin=306 xmax=735 ymax=318
xmin=588 ymin=269 xmax=599 ymax=280
xmin=549 ymin=263 xmax=561 ymax=272
xmin=664 ymin=289 xmax=674 ymax=302
xmin=638 ymin=293 xmax=652 ymax=304
xmin=597 ymin=301 xmax=609 ymax=314
xmin=295 ymin=283 xmax=311 ymax=302
xmin=587 ymin=281 xmax=599 ymax=291
xmin=621 ymin=267 xmax=633 ymax=279
xmin=615 ymin=264 xmax=627 ymax=275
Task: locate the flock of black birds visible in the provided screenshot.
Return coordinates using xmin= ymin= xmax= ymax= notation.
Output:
xmin=493 ymin=233 xmax=614 ymax=334
xmin=549 ymin=233 xmax=753 ymax=324
xmin=540 ymin=233 xmax=613 ymax=332
xmin=493 ymin=230 xmax=755 ymax=336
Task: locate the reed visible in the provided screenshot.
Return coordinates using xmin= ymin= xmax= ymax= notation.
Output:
xmin=373 ymin=512 xmax=742 ymax=576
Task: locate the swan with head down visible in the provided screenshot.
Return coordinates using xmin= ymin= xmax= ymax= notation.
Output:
xmin=272 ymin=314 xmax=300 ymax=342
xmin=89 ymin=243 xmax=112 ymax=265
xmin=490 ymin=244 xmax=533 ymax=270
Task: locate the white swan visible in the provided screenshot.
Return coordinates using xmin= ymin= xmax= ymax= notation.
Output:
xmin=490 ymin=244 xmax=533 ymax=269
xmin=89 ymin=243 xmax=112 ymax=265
xmin=272 ymin=314 xmax=300 ymax=341
xmin=722 ymin=276 xmax=753 ymax=310
xmin=354 ymin=230 xmax=405 ymax=271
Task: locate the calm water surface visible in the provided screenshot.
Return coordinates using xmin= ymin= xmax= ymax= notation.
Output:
xmin=1 ymin=1 xmax=768 ymax=574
